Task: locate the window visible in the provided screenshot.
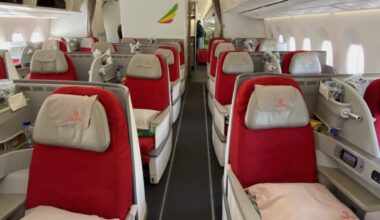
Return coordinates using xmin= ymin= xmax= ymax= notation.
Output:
xmin=31 ymin=32 xmax=43 ymax=42
xmin=303 ymin=38 xmax=311 ymax=50
xmin=321 ymin=40 xmax=333 ymax=66
xmin=12 ymin=32 xmax=24 ymax=42
xmin=278 ymin=35 xmax=284 ymax=43
xmin=346 ymin=44 xmax=365 ymax=74
xmin=288 ymin=37 xmax=296 ymax=51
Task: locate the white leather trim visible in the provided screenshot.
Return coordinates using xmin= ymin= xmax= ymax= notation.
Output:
xmin=133 ymin=109 xmax=161 ymax=130
xmin=245 ymin=85 xmax=309 ymax=129
xmin=222 ymin=52 xmax=254 ymax=74
xmin=215 ymin=43 xmax=235 ymax=58
xmin=33 ymin=94 xmax=110 ymax=152
xmin=30 ymin=49 xmax=68 ymax=73
xmin=155 ymin=48 xmax=175 ymax=65
xmin=289 ymin=52 xmax=322 ymax=75
xmin=127 ymin=54 xmax=162 ymax=79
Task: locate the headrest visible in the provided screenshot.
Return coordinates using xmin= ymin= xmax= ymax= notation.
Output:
xmin=31 ymin=49 xmax=68 ymax=73
xmin=222 ymin=52 xmax=254 ymax=74
xmin=155 ymin=48 xmax=174 ymax=65
xmin=289 ymin=52 xmax=322 ymax=75
xmin=91 ymin=42 xmax=116 ymax=53
xmin=33 ymin=94 xmax=110 ymax=152
xmin=212 ymin=39 xmax=225 ymax=47
xmin=259 ymin=39 xmax=277 ymax=52
xmin=127 ymin=54 xmax=162 ymax=79
xmin=167 ymin=42 xmax=181 ymax=52
xmin=215 ymin=43 xmax=235 ymax=58
xmin=81 ymin=37 xmax=96 ymax=48
xmin=245 ymin=85 xmax=309 ymax=129
xmin=120 ymin=38 xmax=137 ymax=44
xmin=42 ymin=40 xmax=60 ymax=50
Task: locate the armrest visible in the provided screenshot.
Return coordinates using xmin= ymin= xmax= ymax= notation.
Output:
xmin=170 ymin=79 xmax=181 ymax=87
xmin=0 ymin=149 xmax=33 ymax=179
xmin=151 ymin=107 xmax=171 ymax=156
xmin=214 ymin=99 xmax=229 ymax=116
xmin=125 ymin=204 xmax=138 ymax=220
xmin=224 ymin=165 xmax=261 ymax=220
xmin=151 ymin=107 xmax=170 ymax=127
xmin=0 ymin=194 xmax=25 ymax=220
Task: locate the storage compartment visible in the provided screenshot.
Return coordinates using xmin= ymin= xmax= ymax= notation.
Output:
xmin=314 ymin=94 xmax=351 ymax=129
xmin=36 ymin=0 xmax=66 ymax=9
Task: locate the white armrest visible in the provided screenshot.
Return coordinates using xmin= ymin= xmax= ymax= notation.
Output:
xmin=125 ymin=204 xmax=138 ymax=220
xmin=0 ymin=149 xmax=33 ymax=180
xmin=214 ymin=99 xmax=229 ymax=116
xmin=224 ymin=165 xmax=261 ymax=220
xmin=171 ymin=81 xmax=181 ymax=104
xmin=214 ymin=100 xmax=230 ymax=139
xmin=150 ymin=107 xmax=171 ymax=157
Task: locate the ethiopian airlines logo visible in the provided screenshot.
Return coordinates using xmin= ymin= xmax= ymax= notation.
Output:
xmin=158 ymin=3 xmax=178 ymax=24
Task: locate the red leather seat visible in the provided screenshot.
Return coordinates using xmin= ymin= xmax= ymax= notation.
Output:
xmin=281 ymin=50 xmax=306 ymax=74
xmin=207 ymin=38 xmax=225 ymax=64
xmin=157 ymin=46 xmax=180 ymax=83
xmin=0 ymin=50 xmax=19 ymax=80
xmin=0 ymin=55 xmax=6 ymax=80
xmin=80 ymin=37 xmax=97 ymax=52
xmin=26 ymin=86 xmax=133 ymax=219
xmin=209 ymin=42 xmax=235 ymax=78
xmin=197 ymin=48 xmax=208 ymax=64
xmin=29 ymin=49 xmax=77 ymax=81
xmin=364 ymin=79 xmax=380 ymax=147
xmin=229 ymin=76 xmax=317 ymax=188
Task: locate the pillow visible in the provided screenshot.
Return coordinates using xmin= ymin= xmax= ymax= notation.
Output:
xmin=289 ymin=52 xmax=322 ymax=75
xmin=246 ymin=183 xmax=358 ymax=220
xmin=245 ymin=85 xmax=309 ymax=129
xmin=222 ymin=52 xmax=254 ymax=74
xmin=23 ymin=206 xmax=117 ymax=220
xmin=33 ymin=94 xmax=110 ymax=152
xmin=30 ymin=49 xmax=68 ymax=73
xmin=126 ymin=54 xmax=162 ymax=79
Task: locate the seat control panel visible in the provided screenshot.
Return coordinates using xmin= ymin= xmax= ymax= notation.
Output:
xmin=335 ymin=145 xmax=365 ymax=173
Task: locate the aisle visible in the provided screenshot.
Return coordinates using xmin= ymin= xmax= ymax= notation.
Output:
xmin=145 ymin=66 xmax=223 ymax=220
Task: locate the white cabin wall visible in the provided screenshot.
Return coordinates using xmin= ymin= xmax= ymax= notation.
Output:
xmin=264 ymin=9 xmax=380 ymax=73
xmin=102 ymin=0 xmax=121 ymax=43
xmin=0 ymin=17 xmax=50 ymax=46
xmin=223 ymin=13 xmax=265 ymax=38
xmin=119 ymin=0 xmax=187 ymax=39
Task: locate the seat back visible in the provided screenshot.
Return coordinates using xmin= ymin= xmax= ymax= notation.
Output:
xmin=43 ymin=39 xmax=67 ymax=52
xmin=155 ymin=46 xmax=180 ymax=82
xmin=364 ymin=79 xmax=380 ymax=147
xmin=210 ymin=42 xmax=235 ymax=77
xmin=125 ymin=54 xmax=170 ymax=111
xmin=229 ymin=76 xmax=317 ymax=188
xmin=80 ymin=37 xmax=97 ymax=52
xmin=282 ymin=51 xmax=321 ymax=75
xmin=92 ymin=42 xmax=116 ymax=53
xmin=215 ymin=51 xmax=254 ymax=106
xmin=29 ymin=49 xmax=77 ymax=81
xmin=120 ymin=38 xmax=137 ymax=44
xmin=26 ymin=86 xmax=133 ymax=219
xmin=256 ymin=39 xmax=277 ymax=52
xmin=0 ymin=50 xmax=19 ymax=80
xmin=207 ymin=38 xmax=225 ymax=64
xmin=167 ymin=41 xmax=184 ymax=66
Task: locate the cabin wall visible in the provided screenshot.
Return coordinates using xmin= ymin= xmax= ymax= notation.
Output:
xmin=264 ymin=9 xmax=380 ymax=74
xmin=102 ymin=0 xmax=121 ymax=43
xmin=222 ymin=14 xmax=265 ymax=38
xmin=119 ymin=0 xmax=187 ymax=39
xmin=0 ymin=18 xmax=50 ymax=47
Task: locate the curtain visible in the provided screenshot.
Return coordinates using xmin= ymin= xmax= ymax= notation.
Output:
xmin=212 ymin=0 xmax=223 ymax=37
xmin=87 ymin=0 xmax=97 ymax=36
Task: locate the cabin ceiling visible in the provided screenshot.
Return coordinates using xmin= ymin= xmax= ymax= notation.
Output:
xmin=197 ymin=0 xmax=213 ymax=20
xmin=227 ymin=0 xmax=380 ymax=18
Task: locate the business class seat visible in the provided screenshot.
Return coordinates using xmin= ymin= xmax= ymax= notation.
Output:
xmin=212 ymin=51 xmax=254 ymax=166
xmin=207 ymin=38 xmax=225 ymax=76
xmin=80 ymin=37 xmax=97 ymax=52
xmin=155 ymin=46 xmax=181 ymax=123
xmin=208 ymin=42 xmax=235 ymax=114
xmin=91 ymin=42 xmax=117 ymax=53
xmin=255 ymin=39 xmax=277 ymax=52
xmin=125 ymin=54 xmax=172 ymax=184
xmin=24 ymin=86 xmax=139 ymax=219
xmin=223 ymin=76 xmax=358 ymax=220
xmin=42 ymin=39 xmax=67 ymax=52
xmin=29 ymin=49 xmax=77 ymax=81
xmin=0 ymin=50 xmax=20 ymax=80
xmin=364 ymin=79 xmax=380 ymax=144
xmin=282 ymin=51 xmax=322 ymax=75
xmin=120 ymin=38 xmax=137 ymax=44
xmin=167 ymin=41 xmax=186 ymax=95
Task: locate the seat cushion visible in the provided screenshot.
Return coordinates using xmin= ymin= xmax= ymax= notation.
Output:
xmin=246 ymin=183 xmax=358 ymax=220
xmin=23 ymin=206 xmax=116 ymax=220
xmin=134 ymin=109 xmax=160 ymax=130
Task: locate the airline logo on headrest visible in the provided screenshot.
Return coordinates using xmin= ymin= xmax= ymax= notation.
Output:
xmin=276 ymin=98 xmax=288 ymax=108
xmin=69 ymin=110 xmax=82 ymax=123
xmin=158 ymin=3 xmax=178 ymax=24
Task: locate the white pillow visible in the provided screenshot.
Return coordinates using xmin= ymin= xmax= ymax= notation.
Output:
xmin=246 ymin=183 xmax=358 ymax=220
xmin=22 ymin=206 xmax=117 ymax=220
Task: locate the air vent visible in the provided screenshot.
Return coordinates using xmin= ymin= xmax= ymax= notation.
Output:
xmin=239 ymin=0 xmax=289 ymax=14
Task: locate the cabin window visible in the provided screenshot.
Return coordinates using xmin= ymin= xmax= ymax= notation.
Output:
xmin=303 ymin=38 xmax=311 ymax=50
xmin=321 ymin=40 xmax=333 ymax=66
xmin=278 ymin=35 xmax=284 ymax=43
xmin=288 ymin=37 xmax=296 ymax=51
xmin=31 ymin=32 xmax=43 ymax=42
xmin=12 ymin=33 xmax=24 ymax=42
xmin=346 ymin=44 xmax=365 ymax=74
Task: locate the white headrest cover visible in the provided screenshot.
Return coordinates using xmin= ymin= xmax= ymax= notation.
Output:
xmin=212 ymin=40 xmax=225 ymax=47
xmin=289 ymin=52 xmax=322 ymax=75
xmin=222 ymin=52 xmax=254 ymax=74
xmin=42 ymin=40 xmax=60 ymax=50
xmin=91 ymin=42 xmax=116 ymax=53
xmin=259 ymin=39 xmax=277 ymax=52
xmin=81 ymin=38 xmax=95 ymax=48
xmin=120 ymin=38 xmax=136 ymax=44
xmin=167 ymin=42 xmax=181 ymax=52
xmin=215 ymin=43 xmax=235 ymax=58
xmin=155 ymin=48 xmax=175 ymax=65
xmin=245 ymin=85 xmax=309 ymax=129
xmin=127 ymin=54 xmax=162 ymax=79
xmin=33 ymin=94 xmax=110 ymax=152
xmin=31 ymin=49 xmax=68 ymax=73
